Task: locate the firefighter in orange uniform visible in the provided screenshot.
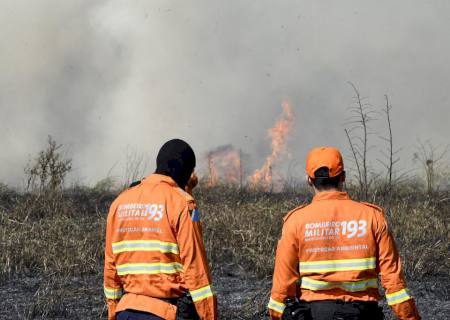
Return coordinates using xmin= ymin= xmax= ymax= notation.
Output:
xmin=268 ymin=147 xmax=420 ymax=320
xmin=104 ymin=139 xmax=217 ymax=320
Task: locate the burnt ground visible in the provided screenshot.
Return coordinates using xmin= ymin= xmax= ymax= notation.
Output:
xmin=0 ymin=265 xmax=449 ymax=320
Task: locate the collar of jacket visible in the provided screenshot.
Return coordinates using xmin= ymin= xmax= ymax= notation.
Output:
xmin=142 ymin=173 xmax=178 ymax=187
xmin=312 ymin=191 xmax=350 ymax=202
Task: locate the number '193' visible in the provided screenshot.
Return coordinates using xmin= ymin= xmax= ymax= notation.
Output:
xmin=341 ymin=220 xmax=367 ymax=238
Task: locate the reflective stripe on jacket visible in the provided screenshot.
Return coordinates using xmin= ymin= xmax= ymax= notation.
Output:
xmin=104 ymin=174 xmax=217 ymax=320
xmin=268 ymin=191 xmax=420 ymax=320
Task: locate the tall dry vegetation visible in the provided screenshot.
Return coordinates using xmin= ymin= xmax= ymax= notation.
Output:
xmin=197 ymin=185 xmax=449 ymax=319
xmin=0 ymin=182 xmax=448 ymax=318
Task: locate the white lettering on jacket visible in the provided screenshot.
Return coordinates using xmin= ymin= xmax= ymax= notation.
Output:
xmin=304 ymin=220 xmax=367 ymax=241
xmin=117 ymin=203 xmax=165 ymax=222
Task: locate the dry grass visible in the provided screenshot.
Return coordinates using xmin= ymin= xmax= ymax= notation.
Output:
xmin=196 ymin=186 xmax=309 ymax=276
xmin=0 ymin=188 xmax=113 ymax=279
xmin=197 ymin=185 xmax=450 ymax=318
xmin=0 ymin=183 xmax=448 ymax=318
xmin=198 ymin=185 xmax=450 ymax=280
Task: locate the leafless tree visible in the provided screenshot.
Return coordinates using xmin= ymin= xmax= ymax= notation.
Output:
xmin=377 ymin=95 xmax=404 ymax=194
xmin=344 ymin=83 xmax=377 ymax=199
xmin=413 ymin=140 xmax=449 ymax=194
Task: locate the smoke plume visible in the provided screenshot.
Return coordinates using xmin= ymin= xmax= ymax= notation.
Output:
xmin=1 ymin=1 xmax=449 ymax=186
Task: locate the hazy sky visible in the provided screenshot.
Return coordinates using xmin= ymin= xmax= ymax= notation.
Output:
xmin=1 ymin=0 xmax=449 ymax=186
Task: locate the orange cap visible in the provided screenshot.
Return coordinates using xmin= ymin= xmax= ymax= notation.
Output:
xmin=306 ymin=147 xmax=344 ymax=178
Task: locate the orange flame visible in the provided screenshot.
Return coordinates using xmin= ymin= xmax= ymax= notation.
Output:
xmin=249 ymin=101 xmax=294 ymax=190
xmin=206 ymin=145 xmax=242 ymax=187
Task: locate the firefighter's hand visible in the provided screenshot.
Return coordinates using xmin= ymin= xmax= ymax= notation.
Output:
xmin=185 ymin=172 xmax=198 ymax=195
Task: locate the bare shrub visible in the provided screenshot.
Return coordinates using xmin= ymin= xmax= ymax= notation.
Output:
xmin=122 ymin=146 xmax=149 ymax=189
xmin=25 ymin=136 xmax=72 ymax=192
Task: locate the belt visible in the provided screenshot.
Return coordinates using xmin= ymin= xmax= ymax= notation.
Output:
xmin=122 ymin=291 xmax=180 ymax=306
xmin=309 ymin=300 xmax=379 ymax=310
xmin=306 ymin=300 xmax=383 ymax=320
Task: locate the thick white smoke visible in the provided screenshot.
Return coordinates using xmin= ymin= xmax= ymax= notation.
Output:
xmin=0 ymin=0 xmax=449 ymax=186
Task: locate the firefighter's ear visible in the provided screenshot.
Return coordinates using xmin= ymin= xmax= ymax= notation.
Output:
xmin=307 ymin=176 xmax=313 ymax=187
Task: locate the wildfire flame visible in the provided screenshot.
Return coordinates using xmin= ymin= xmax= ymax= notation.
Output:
xmin=248 ymin=101 xmax=294 ymax=190
xmin=203 ymin=101 xmax=294 ymax=190
xmin=206 ymin=145 xmax=242 ymax=187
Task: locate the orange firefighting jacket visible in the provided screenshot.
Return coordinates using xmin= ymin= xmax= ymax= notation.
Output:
xmin=268 ymin=191 xmax=420 ymax=320
xmin=104 ymin=174 xmax=217 ymax=320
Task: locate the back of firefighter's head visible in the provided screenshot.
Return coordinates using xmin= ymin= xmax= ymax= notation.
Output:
xmin=155 ymin=139 xmax=196 ymax=189
xmin=305 ymin=146 xmax=346 ymax=191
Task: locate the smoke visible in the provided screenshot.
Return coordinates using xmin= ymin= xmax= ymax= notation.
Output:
xmin=0 ymin=0 xmax=129 ymax=185
xmin=1 ymin=1 xmax=449 ymax=186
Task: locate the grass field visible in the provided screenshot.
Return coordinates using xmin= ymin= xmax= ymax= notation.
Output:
xmin=0 ymin=183 xmax=449 ymax=319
